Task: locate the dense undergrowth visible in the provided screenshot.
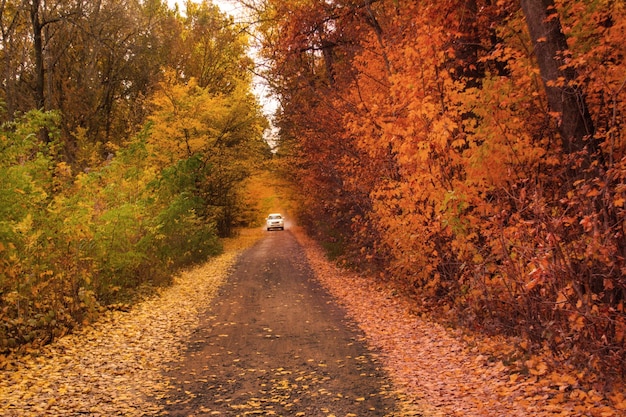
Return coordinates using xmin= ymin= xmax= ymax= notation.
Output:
xmin=0 ymin=108 xmax=266 ymax=354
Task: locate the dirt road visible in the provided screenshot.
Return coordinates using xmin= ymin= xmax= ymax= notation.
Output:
xmin=159 ymin=230 xmax=400 ymax=416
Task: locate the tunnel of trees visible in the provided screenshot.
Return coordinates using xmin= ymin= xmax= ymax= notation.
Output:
xmin=1 ymin=0 xmax=626 ymax=386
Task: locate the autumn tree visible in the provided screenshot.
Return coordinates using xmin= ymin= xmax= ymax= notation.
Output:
xmin=178 ymin=0 xmax=251 ymax=93
xmin=0 ymin=0 xmax=29 ymax=117
xmin=0 ymin=0 xmax=270 ymax=352
xmin=148 ymin=69 xmax=269 ymax=235
xmin=257 ymin=0 xmax=626 ymax=381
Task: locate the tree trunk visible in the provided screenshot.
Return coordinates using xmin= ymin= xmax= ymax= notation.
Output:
xmin=30 ymin=0 xmax=45 ymax=111
xmin=520 ymin=0 xmax=596 ymax=155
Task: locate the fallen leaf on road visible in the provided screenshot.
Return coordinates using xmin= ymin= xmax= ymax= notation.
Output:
xmin=0 ymin=231 xmax=263 ymax=416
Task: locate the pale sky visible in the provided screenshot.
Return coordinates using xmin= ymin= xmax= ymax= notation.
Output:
xmin=167 ymin=0 xmax=241 ymax=18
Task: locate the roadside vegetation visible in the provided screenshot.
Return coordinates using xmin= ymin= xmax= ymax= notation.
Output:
xmin=0 ymin=231 xmax=264 ymax=416
xmin=0 ymin=1 xmax=269 ymax=354
xmin=251 ymin=0 xmax=626 ymax=400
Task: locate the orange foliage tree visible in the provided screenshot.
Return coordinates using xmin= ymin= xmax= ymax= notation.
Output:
xmin=258 ymin=0 xmax=626 ymax=380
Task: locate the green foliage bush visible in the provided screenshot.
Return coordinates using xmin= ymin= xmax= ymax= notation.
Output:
xmin=0 ymin=111 xmax=241 ymax=352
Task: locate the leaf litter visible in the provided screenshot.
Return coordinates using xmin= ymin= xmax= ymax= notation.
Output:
xmin=1 ymin=226 xmax=624 ymax=416
xmin=0 ymin=230 xmax=262 ymax=416
xmin=291 ymin=228 xmax=626 ymax=417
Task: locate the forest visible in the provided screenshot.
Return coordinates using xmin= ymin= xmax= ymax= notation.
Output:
xmin=1 ymin=0 xmax=625 ymax=398
xmin=0 ymin=0 xmax=269 ymax=352
xmin=252 ymin=0 xmax=626 ymax=385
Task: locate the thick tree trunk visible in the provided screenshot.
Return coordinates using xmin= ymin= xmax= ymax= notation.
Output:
xmin=520 ymin=0 xmax=596 ymax=155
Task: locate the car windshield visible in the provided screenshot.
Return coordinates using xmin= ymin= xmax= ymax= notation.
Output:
xmin=268 ymin=214 xmax=282 ymax=219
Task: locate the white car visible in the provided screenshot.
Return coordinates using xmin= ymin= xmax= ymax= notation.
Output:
xmin=266 ymin=213 xmax=285 ymax=231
